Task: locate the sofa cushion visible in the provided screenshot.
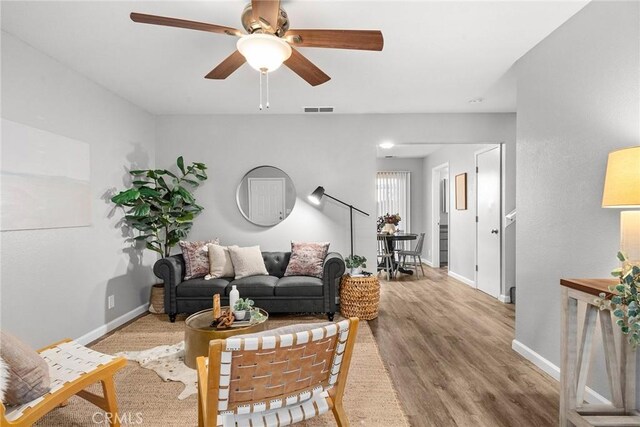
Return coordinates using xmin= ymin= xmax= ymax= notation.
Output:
xmin=207 ymin=244 xmax=234 ymax=279
xmin=180 ymin=239 xmax=219 ymax=280
xmin=177 ymin=278 xmax=230 ymax=297
xmin=262 ymin=252 xmax=291 ymax=278
xmin=275 ymin=276 xmax=324 ymax=297
xmin=284 ymin=242 xmax=329 ymax=278
xmin=228 ymin=246 xmax=269 ymax=279
xmin=228 ymin=275 xmax=278 ymax=297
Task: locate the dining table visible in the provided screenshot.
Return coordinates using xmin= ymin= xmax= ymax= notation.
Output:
xmin=377 ymin=232 xmax=418 ymax=275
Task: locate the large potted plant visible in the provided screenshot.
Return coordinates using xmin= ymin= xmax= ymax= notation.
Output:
xmin=111 ymin=156 xmax=208 ymax=313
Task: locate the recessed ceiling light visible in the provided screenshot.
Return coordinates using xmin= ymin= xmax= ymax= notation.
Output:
xmin=379 ymin=142 xmax=395 ymax=149
xmin=469 ymin=97 xmax=484 ymax=104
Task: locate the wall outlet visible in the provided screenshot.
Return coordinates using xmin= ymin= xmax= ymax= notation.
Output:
xmin=108 ymin=295 xmax=115 ymax=310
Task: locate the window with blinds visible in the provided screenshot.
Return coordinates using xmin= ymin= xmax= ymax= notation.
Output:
xmin=376 ymin=171 xmax=411 ymax=233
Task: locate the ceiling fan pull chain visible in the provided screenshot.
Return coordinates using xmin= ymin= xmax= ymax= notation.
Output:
xmin=266 ymin=71 xmax=270 ymax=109
xmin=258 ymin=71 xmax=263 ymax=110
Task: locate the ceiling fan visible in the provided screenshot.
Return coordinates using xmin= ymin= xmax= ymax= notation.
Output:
xmin=130 ymin=0 xmax=384 ymax=88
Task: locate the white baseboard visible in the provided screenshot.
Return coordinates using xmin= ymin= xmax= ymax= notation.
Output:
xmin=498 ymin=294 xmax=511 ymax=303
xmin=76 ymin=303 xmax=149 ymax=345
xmin=448 ymin=270 xmax=475 ymax=287
xmin=511 ymin=339 xmax=610 ymax=405
xmin=424 ymin=259 xmax=435 ymax=268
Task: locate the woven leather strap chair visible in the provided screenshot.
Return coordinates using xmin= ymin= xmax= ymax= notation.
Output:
xmin=197 ymin=318 xmax=359 ymax=427
xmin=0 ymin=339 xmax=126 ymax=427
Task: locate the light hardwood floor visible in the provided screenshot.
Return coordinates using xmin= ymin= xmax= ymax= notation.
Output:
xmin=369 ymin=266 xmax=559 ymax=427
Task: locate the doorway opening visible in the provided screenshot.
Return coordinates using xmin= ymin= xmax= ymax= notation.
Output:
xmin=431 ymin=163 xmax=449 ymax=270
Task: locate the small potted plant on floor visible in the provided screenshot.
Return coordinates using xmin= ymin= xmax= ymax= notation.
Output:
xmin=345 ymin=255 xmax=367 ymax=276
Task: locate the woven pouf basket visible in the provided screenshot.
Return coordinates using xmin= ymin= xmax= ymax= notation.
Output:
xmin=339 ymin=275 xmax=380 ymax=320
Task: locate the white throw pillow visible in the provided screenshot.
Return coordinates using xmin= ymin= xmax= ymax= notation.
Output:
xmin=228 ymin=245 xmax=269 ymax=279
xmin=206 ymin=244 xmax=235 ymax=279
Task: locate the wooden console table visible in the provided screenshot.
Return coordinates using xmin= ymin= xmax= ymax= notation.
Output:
xmin=561 ymin=278 xmax=639 ymax=426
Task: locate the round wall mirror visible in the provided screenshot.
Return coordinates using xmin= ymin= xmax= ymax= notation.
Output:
xmin=236 ymin=166 xmax=296 ymax=227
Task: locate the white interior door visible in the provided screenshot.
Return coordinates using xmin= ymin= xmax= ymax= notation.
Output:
xmin=476 ymin=147 xmax=501 ymax=298
xmin=248 ymin=178 xmax=285 ymax=225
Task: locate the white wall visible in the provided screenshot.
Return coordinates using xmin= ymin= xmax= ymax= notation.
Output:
xmin=514 ymin=0 xmax=639 ymax=401
xmin=1 ymin=32 xmax=157 ymax=347
xmin=376 ymin=157 xmax=425 ymax=235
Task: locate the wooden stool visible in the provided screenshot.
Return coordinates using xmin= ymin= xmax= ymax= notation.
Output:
xmin=560 ymin=278 xmax=638 ymax=426
xmin=340 ymin=275 xmax=380 ymax=320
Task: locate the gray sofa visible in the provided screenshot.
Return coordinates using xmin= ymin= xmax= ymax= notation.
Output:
xmin=153 ymin=251 xmax=345 ymax=322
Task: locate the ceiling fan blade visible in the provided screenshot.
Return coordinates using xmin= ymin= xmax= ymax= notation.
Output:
xmin=205 ymin=51 xmax=246 ymax=79
xmin=130 ymin=12 xmax=243 ymax=37
xmin=251 ymin=0 xmax=280 ymax=31
xmin=284 ymin=48 xmax=330 ymax=87
xmin=286 ymin=29 xmax=384 ymax=51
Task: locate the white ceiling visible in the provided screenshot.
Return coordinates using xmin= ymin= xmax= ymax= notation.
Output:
xmin=1 ymin=1 xmax=588 ymax=115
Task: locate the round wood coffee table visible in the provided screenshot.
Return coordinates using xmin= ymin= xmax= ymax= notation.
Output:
xmin=184 ymin=307 xmax=268 ymax=369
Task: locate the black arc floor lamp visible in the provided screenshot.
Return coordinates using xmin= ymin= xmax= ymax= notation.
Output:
xmin=308 ymin=186 xmax=370 ymax=257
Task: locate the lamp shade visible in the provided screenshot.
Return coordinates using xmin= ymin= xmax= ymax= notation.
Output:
xmin=602 ymin=146 xmax=640 ymax=208
xmin=237 ymin=33 xmax=292 ymax=72
xmin=308 ymin=186 xmax=325 ymax=205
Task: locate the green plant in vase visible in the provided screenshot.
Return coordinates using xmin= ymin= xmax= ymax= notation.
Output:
xmin=345 ymin=255 xmax=367 ymax=275
xmin=233 ymin=298 xmax=255 ymax=321
xmin=111 ymin=156 xmax=207 ymax=257
xmin=595 ymin=251 xmax=640 ymax=347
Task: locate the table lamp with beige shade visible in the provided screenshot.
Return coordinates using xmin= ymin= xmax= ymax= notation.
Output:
xmin=602 ymin=145 xmax=640 ymax=265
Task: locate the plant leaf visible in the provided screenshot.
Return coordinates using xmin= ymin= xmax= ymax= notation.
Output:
xmin=111 ymin=188 xmax=140 ymax=204
xmin=177 ymin=156 xmax=186 ymax=175
xmin=132 ymin=203 xmax=151 ymax=217
xmin=176 ymin=212 xmax=194 ymax=223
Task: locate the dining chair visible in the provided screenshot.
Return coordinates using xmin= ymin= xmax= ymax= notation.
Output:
xmin=398 ymin=232 xmax=426 ymax=278
xmin=377 ymin=235 xmax=396 ymax=280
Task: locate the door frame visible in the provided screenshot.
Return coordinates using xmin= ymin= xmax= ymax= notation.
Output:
xmin=474 ymin=144 xmax=508 ymax=302
xmin=431 ymin=162 xmax=449 ymax=269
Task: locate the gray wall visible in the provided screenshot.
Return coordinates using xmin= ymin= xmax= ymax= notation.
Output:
xmin=376 ymin=157 xmax=425 ymax=235
xmin=156 ymin=114 xmax=517 ymax=272
xmin=515 ymin=0 xmax=639 ymax=400
xmin=0 ymin=32 xmax=157 ymax=348
xmin=423 ymin=144 xmax=504 ymax=284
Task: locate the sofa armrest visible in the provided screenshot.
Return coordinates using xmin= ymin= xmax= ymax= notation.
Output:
xmin=322 ymin=252 xmax=345 ymax=314
xmin=153 ymin=255 xmax=185 ymax=316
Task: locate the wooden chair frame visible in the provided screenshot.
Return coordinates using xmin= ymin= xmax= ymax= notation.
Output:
xmin=197 ymin=318 xmax=359 ymax=427
xmin=0 ymin=339 xmax=127 ymax=427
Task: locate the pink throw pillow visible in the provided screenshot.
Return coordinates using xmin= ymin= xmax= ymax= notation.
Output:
xmin=284 ymin=242 xmax=330 ymax=278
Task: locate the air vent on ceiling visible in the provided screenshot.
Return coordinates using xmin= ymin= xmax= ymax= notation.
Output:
xmin=304 ymin=106 xmax=334 ymax=113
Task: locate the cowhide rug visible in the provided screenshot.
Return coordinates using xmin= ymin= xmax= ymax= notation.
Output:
xmin=116 ymin=342 xmax=196 ymax=400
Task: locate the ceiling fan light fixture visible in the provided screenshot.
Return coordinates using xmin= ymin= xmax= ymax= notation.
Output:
xmin=237 ymin=33 xmax=292 ymax=72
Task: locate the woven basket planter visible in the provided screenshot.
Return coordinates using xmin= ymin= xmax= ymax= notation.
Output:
xmin=149 ymin=283 xmax=165 ymax=314
xmin=339 ymin=275 xmax=380 ymax=320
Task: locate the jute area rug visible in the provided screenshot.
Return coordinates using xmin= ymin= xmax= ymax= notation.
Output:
xmin=35 ymin=313 xmax=409 ymax=426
